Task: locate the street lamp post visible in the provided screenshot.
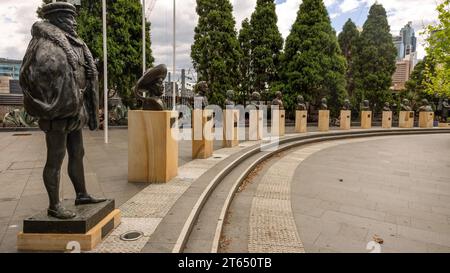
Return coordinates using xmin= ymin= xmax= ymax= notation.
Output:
xmin=102 ymin=0 xmax=109 ymax=144
xmin=172 ymin=0 xmax=176 ymax=110
xmin=143 ymin=0 xmax=146 ymax=75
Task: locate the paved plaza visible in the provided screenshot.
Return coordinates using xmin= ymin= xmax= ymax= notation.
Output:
xmin=223 ymin=134 xmax=450 ymax=253
xmin=0 ymin=129 xmax=449 ymax=253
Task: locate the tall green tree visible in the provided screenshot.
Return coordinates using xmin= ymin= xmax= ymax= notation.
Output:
xmin=353 ymin=3 xmax=397 ymax=111
xmin=248 ymin=0 xmax=284 ymax=94
xmin=338 ymin=19 xmax=360 ymax=105
xmin=424 ymin=0 xmax=450 ymax=97
xmin=238 ymin=18 xmax=253 ymax=105
xmin=191 ymin=0 xmax=241 ymax=106
xmin=38 ymin=0 xmax=154 ymax=108
xmin=282 ymin=0 xmax=347 ymax=115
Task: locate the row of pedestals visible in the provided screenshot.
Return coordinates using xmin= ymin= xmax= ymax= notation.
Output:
xmin=128 ymin=110 xmax=436 ymax=184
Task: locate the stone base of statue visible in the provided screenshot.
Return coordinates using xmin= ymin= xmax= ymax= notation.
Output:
xmin=271 ymin=109 xmax=285 ymax=137
xmin=295 ymin=111 xmax=308 ymax=133
xmin=340 ymin=110 xmax=351 ymax=130
xmin=249 ymin=110 xmax=263 ymax=140
xmin=419 ymin=112 xmax=434 ymax=128
xmin=382 ymin=111 xmax=393 ymax=129
xmin=192 ymin=109 xmax=214 ymax=159
xmin=399 ymin=111 xmax=415 ymax=128
xmin=223 ymin=109 xmax=239 ymax=148
xmin=438 ymin=122 xmax=450 ymax=128
xmin=361 ymin=111 xmax=372 ymax=129
xmin=17 ymin=200 xmax=120 ymax=252
xmin=128 ymin=110 xmax=178 ymax=183
xmin=318 ymin=110 xmax=330 ymax=132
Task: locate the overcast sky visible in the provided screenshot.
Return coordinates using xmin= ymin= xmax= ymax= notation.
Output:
xmin=0 ymin=0 xmax=441 ymax=81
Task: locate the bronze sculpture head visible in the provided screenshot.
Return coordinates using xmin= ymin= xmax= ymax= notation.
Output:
xmin=134 ymin=64 xmax=168 ymax=111
xmin=320 ymin=97 xmax=328 ymax=110
xmin=296 ymin=95 xmax=307 ymax=111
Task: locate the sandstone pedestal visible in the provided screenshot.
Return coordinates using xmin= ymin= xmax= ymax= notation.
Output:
xmin=271 ymin=109 xmax=285 ymax=137
xmin=295 ymin=111 xmax=308 ymax=133
xmin=192 ymin=109 xmax=214 ymax=159
xmin=340 ymin=110 xmax=351 ymax=130
xmin=249 ymin=109 xmax=263 ymax=140
xmin=399 ymin=111 xmax=415 ymax=128
xmin=223 ymin=109 xmax=239 ymax=147
xmin=17 ymin=200 xmax=121 ymax=252
xmin=382 ymin=111 xmax=393 ymax=129
xmin=318 ymin=110 xmax=330 ymax=132
xmin=361 ymin=111 xmax=372 ymax=129
xmin=439 ymin=122 xmax=450 ymax=128
xmin=128 ymin=110 xmax=178 ymax=183
xmin=419 ymin=112 xmax=434 ymax=128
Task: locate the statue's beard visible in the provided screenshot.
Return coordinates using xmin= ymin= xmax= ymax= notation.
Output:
xmin=53 ymin=21 xmax=78 ymax=37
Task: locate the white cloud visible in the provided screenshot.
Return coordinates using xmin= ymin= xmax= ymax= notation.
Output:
xmin=339 ymin=0 xmax=363 ymax=13
xmin=0 ymin=0 xmax=442 ymax=72
xmin=276 ymin=0 xmax=302 ymax=39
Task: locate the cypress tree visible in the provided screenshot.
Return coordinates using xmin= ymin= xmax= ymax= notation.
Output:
xmin=238 ymin=18 xmax=253 ymax=105
xmin=353 ymin=3 xmax=397 ymax=112
xmin=191 ymin=0 xmax=241 ymax=106
xmin=38 ymin=0 xmax=155 ymax=108
xmin=248 ymin=0 xmax=284 ymax=94
xmin=282 ymin=0 xmax=347 ymax=115
xmin=338 ymin=19 xmax=360 ymax=105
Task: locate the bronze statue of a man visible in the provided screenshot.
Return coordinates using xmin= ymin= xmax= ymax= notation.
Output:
xmin=296 ymin=95 xmax=307 ymax=111
xmin=272 ymin=91 xmax=284 ymax=110
xmin=20 ymin=2 xmax=105 ymax=219
xmin=418 ymin=99 xmax=433 ymax=112
xmin=250 ymin=91 xmax=261 ymax=108
xmin=383 ymin=102 xmax=391 ymax=112
xmin=361 ymin=100 xmax=371 ymax=111
xmin=319 ymin=98 xmax=328 ymax=110
xmin=224 ymin=90 xmax=235 ymax=107
xmin=401 ymin=99 xmax=412 ymax=111
xmin=194 ymin=81 xmax=209 ymax=110
xmin=440 ymin=98 xmax=449 ymax=122
xmin=342 ymin=99 xmax=351 ymax=111
xmin=134 ymin=64 xmax=168 ymax=111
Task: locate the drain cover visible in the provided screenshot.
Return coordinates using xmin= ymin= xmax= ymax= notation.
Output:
xmin=120 ymin=231 xmax=144 ymax=241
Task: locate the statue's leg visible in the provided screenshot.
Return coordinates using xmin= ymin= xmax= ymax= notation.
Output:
xmin=44 ymin=130 xmax=76 ymax=219
xmin=66 ymin=129 xmax=87 ymax=195
xmin=67 ymin=129 xmax=107 ymax=205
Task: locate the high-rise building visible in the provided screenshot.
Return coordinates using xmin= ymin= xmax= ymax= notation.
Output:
xmin=0 ymin=58 xmax=21 ymax=80
xmin=391 ymin=22 xmax=418 ymax=91
xmin=401 ymin=22 xmax=417 ymax=56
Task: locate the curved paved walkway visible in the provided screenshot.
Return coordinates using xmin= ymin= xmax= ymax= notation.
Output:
xmin=292 ymin=134 xmax=450 ymax=253
xmin=225 ymin=134 xmax=450 ymax=253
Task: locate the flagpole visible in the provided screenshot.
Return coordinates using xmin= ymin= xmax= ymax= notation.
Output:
xmin=143 ymin=0 xmax=146 ymax=75
xmin=102 ymin=0 xmax=109 ymax=144
xmin=172 ymin=0 xmax=176 ymax=110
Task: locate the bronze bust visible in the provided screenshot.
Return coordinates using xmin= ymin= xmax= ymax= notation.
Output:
xmin=342 ymin=99 xmax=351 ymax=111
xmin=250 ymin=91 xmax=261 ymax=108
xmin=296 ymin=95 xmax=307 ymax=111
xmin=418 ymin=99 xmax=433 ymax=112
xmin=20 ymin=2 xmax=105 ymax=219
xmin=224 ymin=90 xmax=235 ymax=106
xmin=401 ymin=99 xmax=412 ymax=111
xmin=383 ymin=102 xmax=391 ymax=112
xmin=361 ymin=100 xmax=371 ymax=111
xmin=319 ymin=98 xmax=328 ymax=110
xmin=134 ymin=64 xmax=168 ymax=111
xmin=271 ymin=91 xmax=284 ymax=110
xmin=194 ymin=81 xmax=209 ymax=110
xmin=440 ymin=98 xmax=449 ymax=122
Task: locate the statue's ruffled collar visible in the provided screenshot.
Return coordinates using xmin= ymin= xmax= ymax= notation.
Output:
xmin=31 ymin=21 xmax=82 ymax=69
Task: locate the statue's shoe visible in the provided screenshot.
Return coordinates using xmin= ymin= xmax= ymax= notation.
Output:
xmin=48 ymin=206 xmax=76 ymax=219
xmin=75 ymin=194 xmax=107 ymax=206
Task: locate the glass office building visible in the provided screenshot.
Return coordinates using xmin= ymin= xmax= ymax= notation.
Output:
xmin=0 ymin=58 xmax=22 ymax=80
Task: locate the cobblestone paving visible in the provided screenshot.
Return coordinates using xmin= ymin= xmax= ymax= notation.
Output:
xmin=91 ymin=141 xmax=258 ymax=253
